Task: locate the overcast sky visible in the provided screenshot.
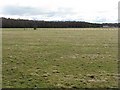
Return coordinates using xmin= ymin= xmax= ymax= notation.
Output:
xmin=0 ymin=0 xmax=119 ymax=23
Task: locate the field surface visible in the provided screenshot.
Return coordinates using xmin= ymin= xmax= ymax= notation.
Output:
xmin=2 ymin=28 xmax=118 ymax=88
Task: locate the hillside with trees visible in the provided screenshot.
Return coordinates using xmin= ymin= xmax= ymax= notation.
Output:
xmin=1 ymin=17 xmax=118 ymax=28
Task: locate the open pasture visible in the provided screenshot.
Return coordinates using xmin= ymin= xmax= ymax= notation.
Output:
xmin=2 ymin=28 xmax=118 ymax=88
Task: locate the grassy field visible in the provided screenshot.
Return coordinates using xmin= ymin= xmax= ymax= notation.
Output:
xmin=2 ymin=28 xmax=118 ymax=88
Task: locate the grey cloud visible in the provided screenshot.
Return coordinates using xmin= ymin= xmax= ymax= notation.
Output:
xmin=2 ymin=5 xmax=74 ymax=17
xmin=93 ymin=17 xmax=107 ymax=23
xmin=2 ymin=6 xmax=51 ymax=15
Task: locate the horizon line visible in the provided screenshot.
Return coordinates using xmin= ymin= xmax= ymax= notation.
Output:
xmin=1 ymin=17 xmax=118 ymax=24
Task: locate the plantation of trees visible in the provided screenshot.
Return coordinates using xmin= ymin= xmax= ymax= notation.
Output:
xmin=1 ymin=17 xmax=118 ymax=28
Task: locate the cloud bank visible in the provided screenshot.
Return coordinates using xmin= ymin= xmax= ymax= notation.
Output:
xmin=0 ymin=0 xmax=119 ymax=23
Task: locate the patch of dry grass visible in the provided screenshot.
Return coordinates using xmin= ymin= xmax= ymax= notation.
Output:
xmin=2 ymin=28 xmax=118 ymax=88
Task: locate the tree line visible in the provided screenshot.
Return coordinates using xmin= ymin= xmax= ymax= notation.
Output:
xmin=1 ymin=17 xmax=118 ymax=28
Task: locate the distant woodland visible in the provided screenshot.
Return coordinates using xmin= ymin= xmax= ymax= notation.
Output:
xmin=1 ymin=17 xmax=118 ymax=28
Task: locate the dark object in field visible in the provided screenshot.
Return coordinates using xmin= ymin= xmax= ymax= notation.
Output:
xmin=89 ymin=75 xmax=95 ymax=79
xmin=34 ymin=27 xmax=37 ymax=30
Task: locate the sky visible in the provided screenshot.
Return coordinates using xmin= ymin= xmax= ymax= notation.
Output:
xmin=0 ymin=0 xmax=119 ymax=23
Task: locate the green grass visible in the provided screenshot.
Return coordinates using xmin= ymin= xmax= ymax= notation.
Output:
xmin=2 ymin=28 xmax=118 ymax=88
